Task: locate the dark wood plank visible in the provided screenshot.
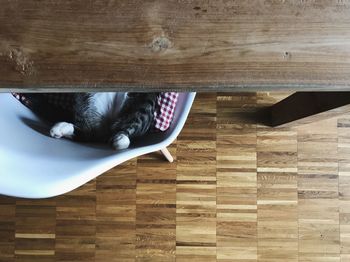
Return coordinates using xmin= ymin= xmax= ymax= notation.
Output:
xmin=0 ymin=197 xmax=15 ymax=262
xmin=15 ymin=200 xmax=56 ymax=262
xmin=2 ymin=1 xmax=350 ymax=91
xmin=266 ymin=92 xmax=350 ymax=127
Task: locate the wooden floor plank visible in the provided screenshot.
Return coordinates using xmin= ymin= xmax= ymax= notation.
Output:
xmin=217 ymin=93 xmax=257 ymax=262
xmin=176 ymin=93 xmax=217 ymax=261
xmin=136 ymin=144 xmax=177 ymax=261
xmin=0 ymin=197 xmax=15 ymax=262
xmin=257 ymin=124 xmax=298 ymax=262
xmin=55 ymin=180 xmax=96 ymax=262
xmin=95 ymin=160 xmax=137 ymax=262
xmin=1 ymin=92 xmax=350 ymax=261
xmin=297 ymin=120 xmax=340 ymax=262
xmin=338 ymin=117 xmax=350 ymax=262
xmin=15 ymin=199 xmax=56 ymax=262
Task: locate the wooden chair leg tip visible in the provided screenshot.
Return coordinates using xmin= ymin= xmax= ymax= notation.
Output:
xmin=160 ymin=148 xmax=174 ymax=163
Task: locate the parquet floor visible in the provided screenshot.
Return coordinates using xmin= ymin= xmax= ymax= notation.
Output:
xmin=1 ymin=93 xmax=350 ymax=261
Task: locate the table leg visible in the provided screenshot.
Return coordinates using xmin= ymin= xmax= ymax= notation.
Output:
xmin=266 ymin=92 xmax=350 ymax=127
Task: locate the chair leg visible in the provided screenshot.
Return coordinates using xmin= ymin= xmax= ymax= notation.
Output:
xmin=160 ymin=147 xmax=174 ymax=163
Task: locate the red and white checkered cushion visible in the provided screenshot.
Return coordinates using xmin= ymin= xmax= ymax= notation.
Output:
xmin=12 ymin=92 xmax=178 ymax=131
xmin=153 ymin=92 xmax=179 ymax=131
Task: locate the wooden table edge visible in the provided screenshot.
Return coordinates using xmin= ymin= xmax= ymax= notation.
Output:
xmin=2 ymin=83 xmax=350 ymax=93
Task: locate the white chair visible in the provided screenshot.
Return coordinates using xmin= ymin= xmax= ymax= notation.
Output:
xmin=0 ymin=93 xmax=195 ymax=199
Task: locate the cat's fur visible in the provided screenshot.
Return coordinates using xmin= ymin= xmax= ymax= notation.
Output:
xmin=26 ymin=93 xmax=158 ymax=150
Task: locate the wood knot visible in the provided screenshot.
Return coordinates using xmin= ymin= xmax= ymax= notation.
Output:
xmin=283 ymin=51 xmax=292 ymax=60
xmin=7 ymin=48 xmax=34 ymax=76
xmin=150 ymin=36 xmax=171 ymax=53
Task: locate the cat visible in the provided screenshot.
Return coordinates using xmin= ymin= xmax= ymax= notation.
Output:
xmin=25 ymin=92 xmax=158 ymax=150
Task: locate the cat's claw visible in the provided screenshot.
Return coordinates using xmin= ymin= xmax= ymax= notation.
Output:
xmin=50 ymin=122 xmax=74 ymax=139
xmin=112 ymin=133 xmax=130 ymax=150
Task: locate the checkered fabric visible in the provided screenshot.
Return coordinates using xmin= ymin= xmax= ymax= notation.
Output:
xmin=12 ymin=93 xmax=32 ymax=107
xmin=12 ymin=93 xmax=75 ymax=110
xmin=12 ymin=92 xmax=178 ymax=131
xmin=153 ymin=92 xmax=179 ymax=131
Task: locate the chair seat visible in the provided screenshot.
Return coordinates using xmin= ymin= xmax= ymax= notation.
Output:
xmin=0 ymin=93 xmax=195 ymax=198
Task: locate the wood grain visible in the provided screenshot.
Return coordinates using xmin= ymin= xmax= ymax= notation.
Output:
xmin=217 ymin=93 xmax=257 ymax=261
xmin=96 ymin=160 xmax=136 ymax=262
xmin=56 ymin=180 xmax=96 ymax=262
xmin=2 ymin=92 xmax=350 ymax=261
xmin=15 ymin=199 xmax=56 ymax=262
xmin=136 ymin=145 xmax=177 ymax=261
xmin=177 ymin=93 xmax=217 ymax=261
xmin=297 ymin=119 xmax=340 ymax=261
xmin=0 ymin=197 xmax=15 ymax=262
xmin=2 ymin=1 xmax=350 ymax=91
xmin=338 ymin=118 xmax=350 ymax=261
xmin=257 ymin=106 xmax=298 ymax=262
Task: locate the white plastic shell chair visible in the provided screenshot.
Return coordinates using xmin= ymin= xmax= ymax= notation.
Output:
xmin=0 ymin=93 xmax=195 ymax=199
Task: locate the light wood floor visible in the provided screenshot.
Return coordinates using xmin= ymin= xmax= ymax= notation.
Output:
xmin=1 ymin=93 xmax=349 ymax=262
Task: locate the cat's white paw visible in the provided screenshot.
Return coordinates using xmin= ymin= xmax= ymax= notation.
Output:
xmin=50 ymin=122 xmax=74 ymax=139
xmin=112 ymin=133 xmax=130 ymax=150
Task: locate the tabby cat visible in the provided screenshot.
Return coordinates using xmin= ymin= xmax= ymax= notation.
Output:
xmin=26 ymin=93 xmax=158 ymax=150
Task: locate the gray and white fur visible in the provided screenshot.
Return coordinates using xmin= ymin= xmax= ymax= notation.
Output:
xmin=29 ymin=93 xmax=158 ymax=150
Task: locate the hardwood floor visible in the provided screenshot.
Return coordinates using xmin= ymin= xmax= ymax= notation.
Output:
xmin=1 ymin=92 xmax=349 ymax=261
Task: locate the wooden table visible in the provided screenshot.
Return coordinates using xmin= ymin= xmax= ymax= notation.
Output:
xmin=2 ymin=0 xmax=350 ymax=125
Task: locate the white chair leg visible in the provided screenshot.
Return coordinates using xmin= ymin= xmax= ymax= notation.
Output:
xmin=160 ymin=147 xmax=174 ymax=163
